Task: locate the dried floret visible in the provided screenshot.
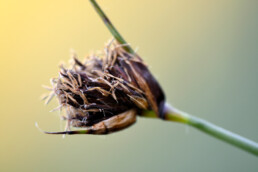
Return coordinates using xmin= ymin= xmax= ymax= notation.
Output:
xmin=44 ymin=40 xmax=165 ymax=134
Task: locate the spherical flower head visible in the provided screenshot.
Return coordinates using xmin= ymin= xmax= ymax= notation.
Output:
xmin=47 ymin=40 xmax=165 ymax=130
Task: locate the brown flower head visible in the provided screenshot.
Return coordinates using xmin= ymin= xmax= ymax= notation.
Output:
xmin=44 ymin=40 xmax=165 ymax=134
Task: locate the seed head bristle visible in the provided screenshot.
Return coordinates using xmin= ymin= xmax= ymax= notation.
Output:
xmin=44 ymin=40 xmax=165 ymax=129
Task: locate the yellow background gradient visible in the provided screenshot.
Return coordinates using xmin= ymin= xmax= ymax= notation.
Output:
xmin=0 ymin=0 xmax=257 ymax=171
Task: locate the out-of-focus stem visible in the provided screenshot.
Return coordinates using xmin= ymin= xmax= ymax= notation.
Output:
xmin=142 ymin=103 xmax=258 ymax=156
xmin=89 ymin=0 xmax=258 ymax=157
xmin=89 ymin=0 xmax=134 ymax=53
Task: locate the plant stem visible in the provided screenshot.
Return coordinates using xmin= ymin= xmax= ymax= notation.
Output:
xmin=89 ymin=0 xmax=258 ymax=156
xmin=89 ymin=0 xmax=134 ymax=54
xmin=142 ymin=104 xmax=258 ymax=156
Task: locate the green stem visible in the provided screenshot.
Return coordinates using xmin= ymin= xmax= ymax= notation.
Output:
xmin=142 ymin=104 xmax=258 ymax=156
xmin=89 ymin=0 xmax=134 ymax=53
xmin=89 ymin=0 xmax=258 ymax=156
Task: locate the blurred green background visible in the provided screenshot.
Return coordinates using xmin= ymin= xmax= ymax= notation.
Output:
xmin=0 ymin=0 xmax=257 ymax=171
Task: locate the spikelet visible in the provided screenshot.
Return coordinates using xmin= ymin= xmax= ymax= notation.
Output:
xmin=45 ymin=40 xmax=165 ymax=129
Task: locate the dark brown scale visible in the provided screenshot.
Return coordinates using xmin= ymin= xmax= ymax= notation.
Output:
xmin=52 ymin=41 xmax=165 ymax=128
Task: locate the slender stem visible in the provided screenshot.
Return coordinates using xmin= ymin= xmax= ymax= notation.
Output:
xmin=89 ymin=0 xmax=134 ymax=53
xmin=142 ymin=104 xmax=258 ymax=156
xmin=187 ymin=115 xmax=258 ymax=156
xmin=89 ymin=0 xmax=258 ymax=156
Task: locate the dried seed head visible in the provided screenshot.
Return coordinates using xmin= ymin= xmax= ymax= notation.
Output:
xmin=46 ymin=40 xmax=165 ymax=129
